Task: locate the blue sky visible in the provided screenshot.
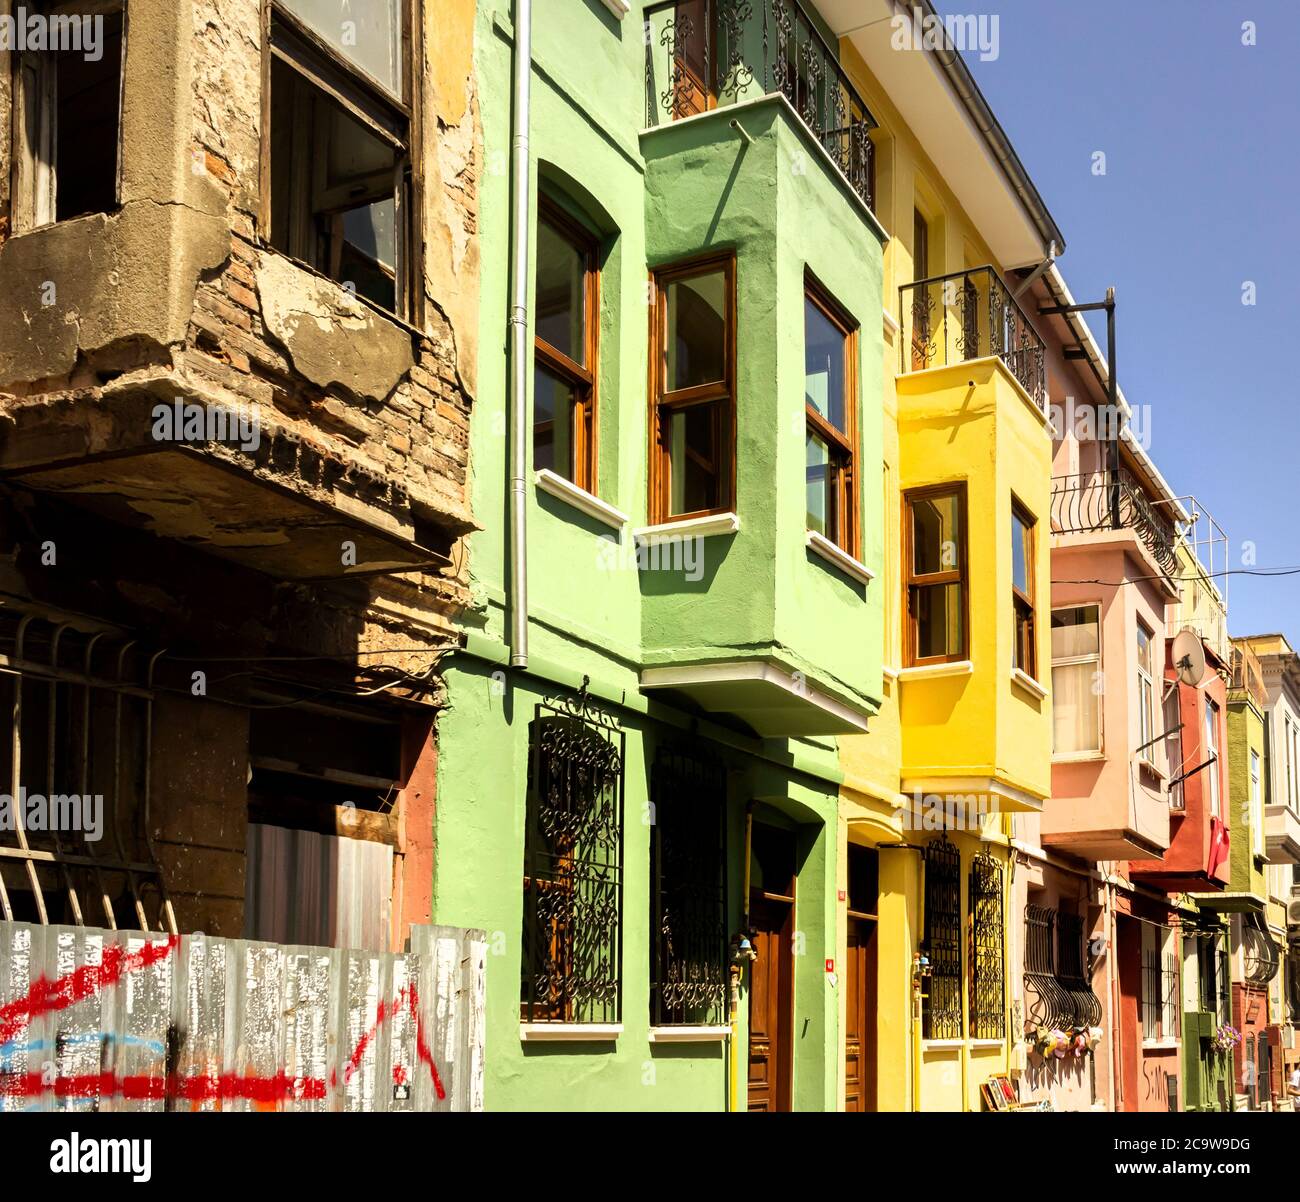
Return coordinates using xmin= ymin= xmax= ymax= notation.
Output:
xmin=957 ymin=0 xmax=1296 ymax=637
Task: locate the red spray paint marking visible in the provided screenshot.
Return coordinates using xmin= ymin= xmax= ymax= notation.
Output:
xmin=0 ymin=935 xmax=179 ymax=1048
xmin=1 ymin=937 xmax=446 ymax=1105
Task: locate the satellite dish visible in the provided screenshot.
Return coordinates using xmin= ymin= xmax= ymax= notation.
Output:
xmin=1172 ymin=629 xmax=1208 ymax=689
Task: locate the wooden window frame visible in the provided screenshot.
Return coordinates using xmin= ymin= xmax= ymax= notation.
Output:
xmin=1011 ymin=498 xmax=1036 ymax=679
xmin=259 ymin=0 xmax=422 ymax=324
xmin=804 ymin=275 xmax=859 ymax=557
xmin=533 ymin=197 xmax=600 ymax=493
xmin=10 ymin=0 xmax=127 ymax=235
xmin=902 ymin=482 xmax=968 ymax=668
xmin=649 ymin=252 xmax=737 ymax=524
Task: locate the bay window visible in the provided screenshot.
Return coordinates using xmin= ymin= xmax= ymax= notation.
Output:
xmin=804 ymin=280 xmax=858 ymax=554
xmin=266 ymin=0 xmax=415 ymax=318
xmin=1011 ymin=501 xmax=1036 ymax=677
xmin=1136 ymin=621 xmax=1156 ymax=754
xmin=904 ymin=485 xmax=966 ymax=665
xmin=650 ymin=256 xmax=736 ymax=521
xmin=1051 ymin=605 xmax=1101 ymax=755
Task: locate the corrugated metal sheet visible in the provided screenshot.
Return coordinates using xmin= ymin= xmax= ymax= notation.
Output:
xmin=244 ymin=823 xmax=394 ymax=953
xmin=0 ymin=920 xmax=486 ymax=1112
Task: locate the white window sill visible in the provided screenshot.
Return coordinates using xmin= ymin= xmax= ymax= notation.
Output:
xmin=520 ymin=1023 xmax=623 ymax=1042
xmin=633 ymin=512 xmax=739 ymax=546
xmin=806 ymin=530 xmax=875 ymax=587
xmin=882 ymin=664 xmax=901 ymax=682
xmin=970 ymin=1038 xmax=1006 ymax=1049
xmin=1142 ymin=1038 xmax=1179 ymax=1051
xmin=1011 ymin=668 xmax=1048 ymax=700
xmin=648 ymin=1025 xmax=731 ymax=1043
xmin=883 ymin=308 xmax=900 ymax=337
xmin=600 ymin=0 xmax=630 ymax=16
xmin=534 ymin=468 xmax=628 ymax=531
xmin=922 ymin=1039 xmax=965 ymax=1051
xmin=1137 ymin=757 xmax=1168 ymax=783
xmin=899 ymin=660 xmax=974 ymax=683
xmin=1053 ymin=751 xmax=1105 ymax=764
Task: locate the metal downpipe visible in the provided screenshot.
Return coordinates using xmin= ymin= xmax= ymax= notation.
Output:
xmin=508 ymin=0 xmax=533 ymax=669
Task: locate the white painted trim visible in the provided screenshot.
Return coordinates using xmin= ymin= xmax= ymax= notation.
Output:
xmin=534 ymin=469 xmax=628 ymax=530
xmin=969 ymin=1039 xmax=1007 ymax=1050
xmin=600 ymin=0 xmax=630 ymax=16
xmin=882 ymin=664 xmax=900 ymax=682
xmin=1011 ymin=668 xmax=1048 ymax=700
xmin=898 ymin=660 xmax=975 ymax=683
xmin=883 ymin=308 xmax=900 ymax=336
xmin=902 ymin=775 xmax=1045 ymax=812
xmin=648 ymin=1025 xmax=731 ymax=1043
xmin=639 ymin=659 xmax=870 ymax=733
xmin=922 ymin=1039 xmax=964 ymax=1051
xmin=1052 ymin=751 xmax=1105 ymax=765
xmin=806 ymin=530 xmax=875 ymax=587
xmin=1141 ymin=1039 xmax=1180 ymax=1051
xmin=520 ymin=1023 xmax=623 ymax=1042
xmin=633 ymin=512 xmax=740 ymax=546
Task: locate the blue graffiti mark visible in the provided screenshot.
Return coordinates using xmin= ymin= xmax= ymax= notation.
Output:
xmin=0 ymin=1030 xmax=166 ymax=1065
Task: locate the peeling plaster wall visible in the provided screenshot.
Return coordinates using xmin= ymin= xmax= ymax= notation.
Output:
xmin=0 ymin=0 xmax=482 ymax=939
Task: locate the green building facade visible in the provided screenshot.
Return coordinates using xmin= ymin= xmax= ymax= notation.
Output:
xmin=430 ymin=0 xmax=887 ymax=1110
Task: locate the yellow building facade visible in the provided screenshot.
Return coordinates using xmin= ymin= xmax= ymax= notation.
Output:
xmin=831 ymin=28 xmax=1058 ymax=1112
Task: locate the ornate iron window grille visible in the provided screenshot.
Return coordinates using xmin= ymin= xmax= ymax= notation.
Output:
xmin=968 ymin=852 xmax=1005 ymax=1040
xmin=922 ymin=837 xmax=962 ymax=1039
xmin=1023 ymin=905 xmax=1102 ymax=1033
xmin=1141 ymin=939 xmax=1162 ymax=1040
xmin=642 ymin=0 xmax=878 ymax=212
xmin=1049 ymin=469 xmax=1182 ymax=578
xmin=898 ymin=266 xmax=1047 ymax=408
xmin=521 ymin=682 xmax=625 ymax=1025
xmin=649 ymin=742 xmax=728 ymax=1027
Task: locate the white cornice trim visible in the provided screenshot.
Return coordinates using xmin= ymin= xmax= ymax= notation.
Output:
xmin=600 ymin=0 xmax=630 ymax=16
xmin=534 ymin=469 xmax=628 ymax=530
xmin=633 ymin=512 xmax=740 ymax=546
xmin=806 ymin=530 xmax=876 ymax=587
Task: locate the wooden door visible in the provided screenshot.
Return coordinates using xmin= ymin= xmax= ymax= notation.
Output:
xmin=747 ymin=897 xmax=794 ymax=1111
xmin=845 ymin=917 xmax=877 ymax=1111
xmin=672 ymin=0 xmax=713 ymax=118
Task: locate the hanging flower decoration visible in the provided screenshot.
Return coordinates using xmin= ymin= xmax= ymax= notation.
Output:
xmin=1212 ymin=1024 xmax=1242 ymax=1054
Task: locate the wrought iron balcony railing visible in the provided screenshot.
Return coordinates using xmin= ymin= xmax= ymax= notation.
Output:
xmin=1050 ymin=469 xmax=1182 ymax=577
xmin=898 ymin=266 xmax=1046 ymax=408
xmin=644 ymin=0 xmax=877 ymax=212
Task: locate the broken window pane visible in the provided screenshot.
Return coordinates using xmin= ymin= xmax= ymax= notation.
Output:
xmin=270 ymin=58 xmax=400 ymax=312
xmin=55 ymin=11 xmax=123 ymax=221
xmin=278 ymin=0 xmax=403 ymax=96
